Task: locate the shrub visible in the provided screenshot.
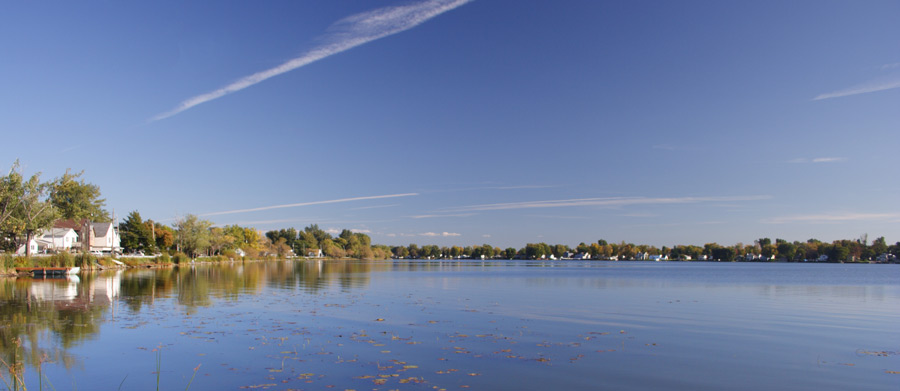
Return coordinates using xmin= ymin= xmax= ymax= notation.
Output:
xmin=77 ymin=253 xmax=97 ymax=269
xmin=48 ymin=252 xmax=76 ymax=267
xmin=155 ymin=253 xmax=172 ymax=264
xmin=1 ymin=254 xmax=14 ymax=270
xmin=172 ymin=252 xmax=190 ymax=265
xmin=13 ymin=256 xmax=31 ymax=268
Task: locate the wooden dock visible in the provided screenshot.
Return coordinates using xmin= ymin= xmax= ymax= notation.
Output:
xmin=15 ymin=267 xmax=81 ymax=276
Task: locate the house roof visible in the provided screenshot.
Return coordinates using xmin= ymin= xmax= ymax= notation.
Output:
xmin=92 ymin=222 xmax=113 ymax=237
xmin=40 ymin=228 xmax=76 ymax=238
xmin=54 ymin=219 xmax=89 ymax=232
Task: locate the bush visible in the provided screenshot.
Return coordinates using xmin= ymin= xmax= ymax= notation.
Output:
xmin=77 ymin=253 xmax=97 ymax=269
xmin=48 ymin=252 xmax=76 ymax=267
xmin=172 ymin=252 xmax=190 ymax=265
xmin=1 ymin=254 xmax=14 ymax=270
xmin=155 ymin=253 xmax=172 ymax=264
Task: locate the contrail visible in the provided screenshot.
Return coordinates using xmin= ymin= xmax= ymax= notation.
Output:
xmin=199 ymin=193 xmax=419 ymax=217
xmin=151 ymin=0 xmax=472 ymax=121
xmin=441 ymin=195 xmax=773 ymax=212
xmin=813 ymin=78 xmax=900 ymax=100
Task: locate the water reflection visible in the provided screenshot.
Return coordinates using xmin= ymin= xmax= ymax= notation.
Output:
xmin=0 ymin=261 xmax=897 ymax=391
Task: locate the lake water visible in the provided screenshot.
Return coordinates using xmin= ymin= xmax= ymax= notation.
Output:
xmin=1 ymin=261 xmax=898 ymax=390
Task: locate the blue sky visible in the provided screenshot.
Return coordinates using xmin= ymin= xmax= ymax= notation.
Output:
xmin=3 ymin=0 xmax=898 ymax=248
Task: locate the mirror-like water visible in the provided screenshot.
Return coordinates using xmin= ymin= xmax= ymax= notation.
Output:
xmin=1 ymin=261 xmax=898 ymax=390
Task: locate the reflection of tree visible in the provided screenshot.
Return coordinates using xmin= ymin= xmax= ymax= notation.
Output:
xmin=0 ymin=277 xmax=109 ymax=376
xmin=0 ymin=260 xmax=392 ymax=377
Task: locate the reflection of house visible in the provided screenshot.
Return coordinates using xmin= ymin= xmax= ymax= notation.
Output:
xmin=36 ymin=228 xmax=79 ymax=251
xmin=307 ymin=249 xmax=323 ymax=258
xmin=28 ymin=271 xmax=121 ymax=311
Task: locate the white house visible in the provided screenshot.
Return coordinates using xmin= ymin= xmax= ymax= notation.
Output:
xmin=234 ymin=248 xmax=247 ymax=257
xmin=16 ymin=239 xmax=39 ymax=255
xmin=307 ymin=248 xmax=324 ymax=258
xmin=36 ymin=228 xmax=79 ymax=251
xmin=89 ymin=222 xmax=120 ymax=253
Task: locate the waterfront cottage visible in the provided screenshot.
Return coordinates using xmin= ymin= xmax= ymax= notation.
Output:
xmin=36 ymin=228 xmax=79 ymax=251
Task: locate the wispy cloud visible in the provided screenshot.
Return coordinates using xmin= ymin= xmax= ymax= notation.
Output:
xmin=881 ymin=62 xmax=900 ymax=70
xmin=442 ymin=195 xmax=771 ymax=212
xmin=348 ymin=204 xmax=400 ymax=211
xmin=151 ymin=0 xmax=472 ymax=121
xmin=410 ymin=213 xmax=476 ymax=219
xmin=199 ymin=193 xmax=418 ymax=217
xmin=788 ymin=157 xmax=847 ymax=164
xmin=813 ymin=77 xmax=900 ymax=100
xmin=420 ymin=232 xmax=461 ymax=237
xmin=764 ymin=212 xmax=900 ymax=224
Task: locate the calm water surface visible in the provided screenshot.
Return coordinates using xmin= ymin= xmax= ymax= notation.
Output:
xmin=1 ymin=261 xmax=898 ymax=390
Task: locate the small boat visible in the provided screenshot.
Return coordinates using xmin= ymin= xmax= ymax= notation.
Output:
xmin=16 ymin=267 xmax=81 ymax=276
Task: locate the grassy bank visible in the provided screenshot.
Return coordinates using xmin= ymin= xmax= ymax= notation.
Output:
xmin=1 ymin=251 xmax=259 ymax=276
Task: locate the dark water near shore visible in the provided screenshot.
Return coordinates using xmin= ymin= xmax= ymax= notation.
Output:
xmin=1 ymin=261 xmax=898 ymax=390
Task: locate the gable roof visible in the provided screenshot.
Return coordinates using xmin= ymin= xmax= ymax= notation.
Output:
xmin=92 ymin=222 xmax=114 ymax=237
xmin=54 ymin=219 xmax=90 ymax=232
xmin=40 ymin=228 xmax=77 ymax=238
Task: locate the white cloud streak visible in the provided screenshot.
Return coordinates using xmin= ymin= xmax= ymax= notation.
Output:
xmin=151 ymin=0 xmax=472 ymax=121
xmin=813 ymin=78 xmax=900 ymax=100
xmin=441 ymin=195 xmax=771 ymax=212
xmin=199 ymin=193 xmax=418 ymax=217
xmin=763 ymin=213 xmax=900 ymax=224
xmin=420 ymin=232 xmax=461 ymax=237
xmin=410 ymin=213 xmax=476 ymax=219
xmin=789 ymin=157 xmax=847 ymax=164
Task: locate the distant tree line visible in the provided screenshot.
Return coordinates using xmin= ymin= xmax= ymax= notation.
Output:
xmin=387 ymin=236 xmax=900 ymax=263
xmin=6 ymin=161 xmax=898 ymax=263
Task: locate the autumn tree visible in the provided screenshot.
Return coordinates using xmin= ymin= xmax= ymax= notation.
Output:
xmin=174 ymin=214 xmax=212 ymax=258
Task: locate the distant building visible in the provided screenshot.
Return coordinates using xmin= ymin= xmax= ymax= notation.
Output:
xmin=89 ymin=222 xmax=120 ymax=253
xmin=36 ymin=228 xmax=79 ymax=251
xmin=16 ymin=239 xmax=39 ymax=255
xmin=307 ymin=248 xmax=324 ymax=258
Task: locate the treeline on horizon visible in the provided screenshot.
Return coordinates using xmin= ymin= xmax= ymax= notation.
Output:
xmin=3 ymin=161 xmax=898 ymax=263
xmin=264 ymin=225 xmax=900 ymax=263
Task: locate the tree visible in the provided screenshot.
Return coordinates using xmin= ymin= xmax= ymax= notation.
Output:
xmin=776 ymin=241 xmax=797 ymax=261
xmin=49 ymin=169 xmax=110 ymax=222
xmin=871 ymin=236 xmax=888 ymax=256
xmin=174 ymin=214 xmax=212 ymax=258
xmin=209 ymin=227 xmax=235 ymax=255
xmin=152 ymin=222 xmax=175 ymax=251
xmin=711 ymin=247 xmax=735 ymax=262
xmin=120 ymin=211 xmax=154 ymax=253
xmin=0 ymin=162 xmax=58 ymax=256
